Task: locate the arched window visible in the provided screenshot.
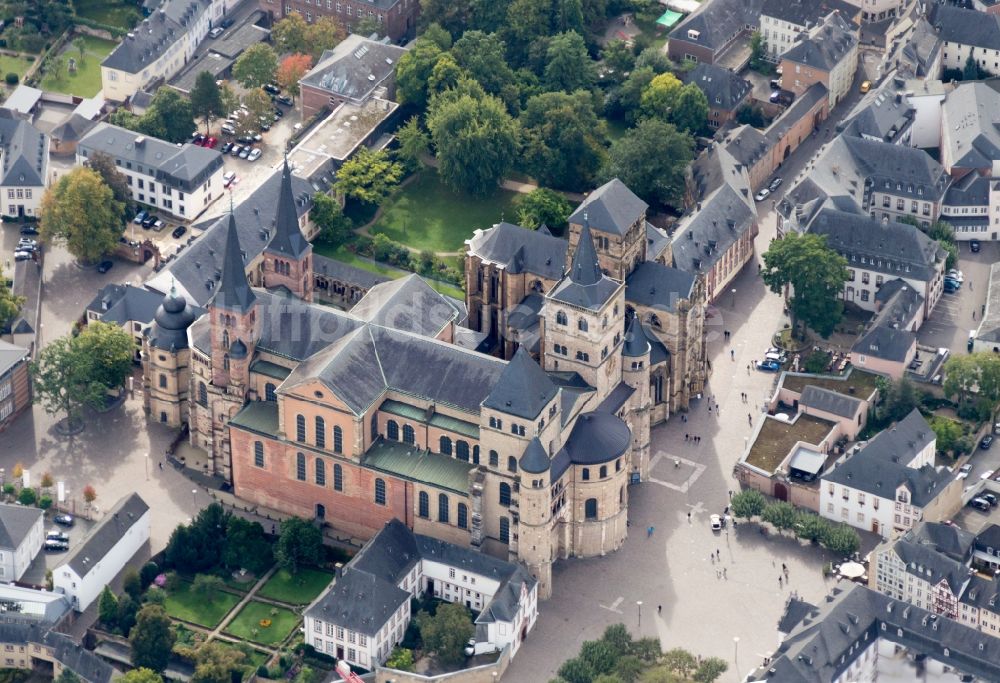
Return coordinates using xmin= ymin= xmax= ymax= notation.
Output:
xmin=439 ymin=436 xmax=452 ymax=455
xmin=499 ymin=517 xmax=510 ymax=543
xmin=315 ymin=459 xmax=326 ymax=486
xmin=499 ymin=482 xmax=511 ymax=506
xmin=456 ymin=441 xmax=469 ymax=461
xmin=223 ymin=330 xmax=230 ymax=349
xmin=374 ymin=478 xmax=386 ymax=505
xmin=223 ymin=354 xmax=230 ymax=371
xmin=198 ymin=382 xmax=208 ymax=407
xmin=386 ymin=420 xmax=399 ymax=441
xmin=296 ymin=415 xmax=306 ymax=442
xmin=578 ymin=318 xmax=588 ymax=332
xmin=295 ymin=452 xmax=306 ymax=481
xmin=333 ymin=464 xmax=343 ymax=491
xmin=333 ymin=426 xmax=343 ymax=453
xmin=315 ymin=416 xmax=326 ymax=449
xmin=159 ymin=374 xmax=167 ymax=388
xmin=253 ymin=441 xmax=264 ymax=468
xmin=648 ymin=313 xmax=661 ymax=329
xmin=438 ymin=493 xmax=449 ymax=523
xmin=265 ymin=382 xmax=276 ymax=401
xmin=620 ymin=486 xmax=625 ymax=505
xmin=418 ymin=491 xmax=429 ymax=518
xmin=489 ymin=450 xmax=499 ymax=467
xmin=599 ymin=465 xmax=607 ymax=478
xmin=472 ymin=445 xmax=480 ymax=464
xmin=402 ymin=424 xmax=415 ymax=445
xmin=582 ymin=468 xmax=590 ymax=481
xmin=556 ymin=310 xmax=567 ymax=325
xmin=507 ymin=456 xmax=517 ymax=473
xmin=585 ymin=498 xmax=598 ymax=520
xmin=458 ymin=503 xmax=468 ymax=529
xmin=616 ymin=458 xmax=621 ymax=472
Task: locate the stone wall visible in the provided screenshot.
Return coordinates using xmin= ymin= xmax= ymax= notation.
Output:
xmin=375 ymin=647 xmax=510 ymax=683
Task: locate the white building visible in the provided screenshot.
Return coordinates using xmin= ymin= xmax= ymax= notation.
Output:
xmin=820 ymin=410 xmax=959 ymax=538
xmin=77 ymin=123 xmax=224 ymax=221
xmin=0 ymin=504 xmax=44 ymax=582
xmin=304 ymin=519 xmax=538 ymax=673
xmin=53 ymin=493 xmax=150 ymax=612
xmin=760 ymin=0 xmax=858 ymax=61
xmin=905 ymin=79 xmax=945 ymax=150
xmin=0 ymin=109 xmax=49 ymax=220
xmin=934 ymin=4 xmax=1000 ymax=73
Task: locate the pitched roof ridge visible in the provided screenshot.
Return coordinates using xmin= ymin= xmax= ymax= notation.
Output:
xmin=367 ymin=323 xmax=389 ymax=388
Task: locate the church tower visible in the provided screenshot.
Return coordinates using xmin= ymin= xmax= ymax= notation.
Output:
xmin=622 ymin=315 xmax=653 ymax=480
xmin=209 ymin=213 xmax=259 ymax=392
xmin=143 ymin=283 xmax=197 ymax=427
xmin=541 ymin=221 xmax=626 ymax=402
xmin=517 ymin=438 xmax=554 ymax=600
xmin=263 ymin=160 xmax=313 ymax=301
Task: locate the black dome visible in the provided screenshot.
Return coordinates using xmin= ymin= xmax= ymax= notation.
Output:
xmin=149 ymin=290 xmax=196 ymax=351
xmin=564 ymin=412 xmax=631 ymax=465
xmin=519 ymin=438 xmax=550 ymax=473
xmin=229 ymin=339 xmax=248 ymax=359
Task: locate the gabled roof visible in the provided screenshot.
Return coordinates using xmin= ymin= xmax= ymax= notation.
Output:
xmin=568 ymin=178 xmax=648 ymax=237
xmin=625 ymin=261 xmax=696 ymax=313
xmin=548 ymin=223 xmax=621 ymax=310
xmin=209 ymin=214 xmax=257 ymax=313
xmin=299 ymin=34 xmax=407 ymax=102
xmin=685 ymin=62 xmax=752 ymax=112
xmin=668 ymin=0 xmax=763 ymax=53
xmin=482 ymin=347 xmax=557 ymax=420
xmin=839 ymin=77 xmax=915 ymax=143
xmin=783 ymin=12 xmax=857 ymax=71
xmin=264 ymin=160 xmax=311 ymax=259
xmin=760 ymin=0 xmax=857 ymax=27
xmin=671 ymin=182 xmax=756 ymax=275
xmin=0 ymin=109 xmax=47 ymax=188
xmin=857 ymin=409 xmax=935 ymax=464
xmin=349 ymin=274 xmax=459 ymax=339
xmin=852 ymin=324 xmax=915 ymax=363
xmin=51 ymin=113 xmax=98 ymax=144
xmin=59 ymin=493 xmax=149 ymax=579
xmin=941 ymin=81 xmax=1000 ymax=171
xmin=909 ymin=521 xmax=975 ymax=563
xmin=465 ymin=222 xmax=568 ymax=281
xmin=85 ymin=283 xmax=164 ymax=327
xmin=0 ymin=504 xmax=41 ymax=550
xmin=799 ymin=385 xmax=863 ymax=418
xmin=0 ymin=340 xmax=27 ymax=378
xmin=892 ymin=535 xmax=972 ymax=594
xmin=930 ymin=3 xmax=1000 ymax=53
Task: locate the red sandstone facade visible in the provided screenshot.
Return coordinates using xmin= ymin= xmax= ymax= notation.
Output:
xmin=259 ymin=0 xmax=418 ymax=43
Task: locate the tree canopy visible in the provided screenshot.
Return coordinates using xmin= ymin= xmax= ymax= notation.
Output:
xmin=544 ymin=31 xmax=594 ymax=93
xmin=233 ymin=43 xmax=278 ymax=89
xmin=417 ymin=602 xmax=474 ymax=665
xmin=516 ymin=187 xmax=573 ymax=231
xmin=130 ymin=605 xmax=176 ymax=672
xmin=334 ymin=148 xmax=405 ymax=204
xmin=190 ymin=71 xmax=224 ymax=133
xmin=275 ymin=516 xmax=323 ymax=572
xmin=0 ymin=263 xmax=24 ymax=327
xmin=86 ymin=151 xmax=135 ymax=218
xmin=276 ymin=53 xmax=313 ymax=97
xmin=40 ymin=166 xmax=123 ymax=263
xmin=311 ymin=192 xmax=353 ymax=247
xmin=600 ymin=117 xmax=693 ymax=209
xmin=521 ymin=90 xmax=607 ymax=190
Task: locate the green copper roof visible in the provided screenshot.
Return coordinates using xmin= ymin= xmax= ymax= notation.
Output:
xmin=363 ymin=439 xmax=472 ymax=495
xmin=230 ymin=400 xmax=280 ymax=437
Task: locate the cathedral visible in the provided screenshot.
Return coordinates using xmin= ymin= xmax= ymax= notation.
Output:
xmin=141 ymin=165 xmax=710 ymax=598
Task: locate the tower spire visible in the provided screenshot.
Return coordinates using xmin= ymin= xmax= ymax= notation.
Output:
xmin=210 ymin=213 xmax=256 ymax=313
xmin=570 ymin=221 xmax=603 ymax=286
xmin=265 ymin=158 xmax=310 ymax=258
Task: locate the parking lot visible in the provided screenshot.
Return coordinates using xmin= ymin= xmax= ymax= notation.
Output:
xmin=19 ymin=513 xmax=96 ymax=586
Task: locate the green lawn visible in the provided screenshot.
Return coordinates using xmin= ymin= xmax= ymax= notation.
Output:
xmin=74 ymin=0 xmax=141 ymax=30
xmin=370 ymin=170 xmax=518 ymax=253
xmin=163 ymin=581 xmax=241 ymax=628
xmin=38 ymin=36 xmax=118 ymax=98
xmin=313 ymin=241 xmax=465 ymax=300
xmin=224 ymin=601 xmax=300 ymax=646
xmin=256 ymin=567 xmax=335 ymax=605
xmin=0 ymin=54 xmax=32 ymax=82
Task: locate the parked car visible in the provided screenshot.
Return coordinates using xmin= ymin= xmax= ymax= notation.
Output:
xmin=860 ymin=80 xmax=872 ymax=93
xmin=208 ymin=26 xmax=224 ymax=38
xmin=221 ymin=142 xmax=233 ymax=153
xmin=947 ymin=269 xmax=964 ymax=283
xmin=230 ymin=144 xmax=243 ymax=157
xmin=263 ymin=83 xmax=281 ymax=95
xmin=246 ymin=148 xmax=262 ymax=162
xmin=958 ymin=463 xmax=973 ymax=479
xmin=274 ymin=108 xmax=284 ymax=118
xmin=238 ymin=146 xmax=251 ymax=159
xmin=971 ymin=497 xmax=991 ymax=511
xmin=172 ymin=226 xmax=187 ymax=239
xmin=971 ymin=239 xmax=982 ymax=253
xmin=981 ymin=435 xmax=994 ymax=450
xmin=220 ymin=17 xmax=235 ymax=28
xmin=53 ymin=513 xmax=74 ymax=526
xmin=710 ymin=514 xmax=723 ymax=531
xmin=96 ymin=260 xmax=114 ymax=273
xmin=756 ymin=359 xmax=781 ymax=372
xmin=133 ymin=210 xmax=149 ymax=225
xmin=944 ymin=275 xmax=962 ymax=287
xmin=754 ymin=188 xmax=770 ymax=202
xmin=944 ymin=279 xmax=961 ymax=294
xmin=275 ymin=94 xmax=294 ymax=106
xmin=151 ymin=219 xmax=165 ymax=232
xmin=19 ymin=225 xmax=38 ymax=235
xmin=141 ymin=215 xmax=157 ymax=228
xmin=260 ymin=121 xmax=271 ymax=132
xmin=984 ymin=493 xmax=999 ymax=507
xmin=13 ymin=251 xmax=32 ymax=261
xmin=769 ymin=177 xmax=783 ymax=191
xmin=221 ymin=124 xmax=235 ymax=136
xmin=44 ymin=539 xmax=69 ymax=551
xmin=191 ymin=133 xmax=205 ymax=145
xmin=223 ymin=171 xmax=236 ymax=187
xmin=203 ymin=136 xmax=218 ymax=149
xmin=46 ymin=530 xmax=69 ymax=543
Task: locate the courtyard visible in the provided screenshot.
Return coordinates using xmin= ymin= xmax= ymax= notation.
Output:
xmin=38 ymin=36 xmax=118 ymax=98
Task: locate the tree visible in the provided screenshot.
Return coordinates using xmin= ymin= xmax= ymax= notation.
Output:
xmin=600 ymin=118 xmax=693 ymax=209
xmin=640 ymin=72 xmax=682 ymax=119
xmin=417 ymin=602 xmax=474 ymax=666
xmin=580 ymin=640 xmax=619 ymax=676
xmin=640 ymin=73 xmax=707 ymax=134
xmin=395 ymin=40 xmax=445 ymax=109
xmin=353 ymin=15 xmax=381 ymax=38
xmin=930 ymin=416 xmax=965 ymax=456
xmin=660 ymin=648 xmax=697 ymax=678
xmin=427 ymin=53 xmax=465 ymax=98
xmin=98 ymin=586 xmax=118 ymax=628
xmin=220 ymin=84 xmax=241 ymax=119
xmin=275 ymin=517 xmax=323 ymax=572
xmin=427 ymin=89 xmax=520 ymax=195
xmin=749 ymin=31 xmax=769 ymax=72
xmin=40 ymin=472 xmax=53 ymax=490
xmin=762 ymin=501 xmax=797 ymax=530
xmin=795 ymin=511 xmax=829 ymax=543
xmin=450 ymin=31 xmax=518 ymax=105
xmin=40 ymin=167 xmax=123 ymax=263
xmin=31 ymin=336 xmax=106 ymax=427
xmin=385 ymin=647 xmax=415 ymax=672
xmin=73 ymin=37 xmax=86 ymax=65
xmin=943 ymin=352 xmax=1000 ymax=419
xmin=74 ymin=321 xmax=135 ymax=391
xmin=521 ymin=90 xmax=607 ymax=190
xmin=822 ymin=524 xmax=860 ymax=556
xmin=601 ymin=39 xmax=634 ymax=79
xmin=693 ymin=657 xmax=728 ymax=683
xmin=965 ymin=48 xmax=981 ymax=82
xmin=83 ymin=485 xmax=97 ymax=504
xmin=85 ymin=151 xmax=134 ymax=219
xmin=236 ymin=87 xmax=272 ymax=138
xmin=670 ymin=83 xmax=709 ymax=136
xmin=395 ymin=116 xmax=430 ymax=172
xmin=558 ymin=658 xmax=596 ymax=683
xmin=761 ymin=232 xmax=849 ymax=338
xmin=276 ymin=53 xmax=313 ymax=98
xmin=605 ymin=66 xmax=654 ymax=126
xmin=311 ymin=193 xmax=353 ymax=247
xmin=222 ymin=516 xmax=273 ymax=574
xmin=305 ymin=17 xmax=346 ymax=59
xmin=190 ymin=71 xmax=224 ymax=134
xmin=516 ymin=188 xmax=572 ymax=231
xmin=272 ymin=12 xmax=309 ymax=54
xmin=49 ymin=56 xmax=65 ymax=83
xmin=55 ymin=670 xmax=81 ymax=683
xmin=17 ymin=487 xmax=35 ymax=506
xmin=192 ymin=574 xmax=225 ymax=600
xmin=881 ymin=378 xmax=920 ymax=423
xmin=736 ymin=103 xmax=767 ymax=127
xmin=0 ymin=263 xmax=24 ymax=326
xmin=334 ymin=148 xmax=404 ymax=204
xmin=130 ymin=605 xmax=176 ymax=672
xmin=116 ymin=595 xmax=139 ymax=635
xmin=191 ymin=642 xmax=245 ymax=683
xmin=233 ymin=43 xmax=278 ymax=89
xmin=121 ymin=669 xmax=164 ymax=683
xmin=544 ymin=31 xmax=594 ymax=93
xmin=123 ymin=568 xmax=143 ymax=600
xmin=164 ymin=503 xmax=232 ymax=572
xmin=730 ymin=489 xmax=766 ymax=519
xmin=140 ymin=88 xmax=196 ymax=143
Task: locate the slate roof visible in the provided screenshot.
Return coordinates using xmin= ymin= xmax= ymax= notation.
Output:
xmin=0 ymin=109 xmax=47 ymax=188
xmin=350 ymin=274 xmax=459 ymax=339
xmin=147 ymin=286 xmax=202 ymax=351
xmin=60 ymin=493 xmax=149 ymax=579
xmin=958 ymin=574 xmax=1000 ymax=616
xmin=930 ymin=3 xmax=1000 ymax=53
xmin=50 ymin=113 xmax=97 ymax=144
xmin=645 ymin=222 xmax=671 ymax=262
xmin=671 ymin=182 xmax=756 ymax=276
xmin=0 ymin=504 xmax=41 ymax=550
xmin=548 ymin=223 xmax=621 ymax=310
xmin=0 ymin=624 xmax=118 ymax=683
xmin=761 ymin=0 xmax=857 ymax=27
xmin=892 ymin=536 xmax=972 ymax=594
xmin=265 ymin=160 xmax=311 ymax=259
xmin=851 ymin=324 xmax=915 ymax=363
xmin=519 ymin=438 xmax=550 ymax=473
xmin=482 ymin=347 xmax=558 ymax=420
xmin=798 ymin=385 xmax=863 ymax=418
xmin=210 ymin=214 xmax=257 ymax=314
xmin=909 ymin=521 xmax=975 ymax=563
xmin=941 ymin=81 xmax=1000 ymax=171
xmin=568 ymin=178 xmax=648 ymax=237
xmin=622 ymin=314 xmax=651 ymax=358
xmin=85 ymin=283 xmax=164 ymax=327
xmin=562 ymin=412 xmax=632 ymax=465
xmin=300 ymin=35 xmax=407 ymax=102
xmin=668 ymin=0 xmax=763 ymax=54
xmin=102 ymin=2 xmax=208 ymax=75
xmin=783 ymin=12 xmax=857 ymax=71
xmin=893 ymin=18 xmax=942 ymax=79
xmin=685 ymin=63 xmax=751 ymax=112
xmin=625 ymin=261 xmax=696 ymax=313
xmin=839 ymin=77 xmax=915 ymax=143
xmin=752 ymin=584 xmax=1000 ymax=682
xmin=465 ymin=222 xmax=568 ymax=281
xmin=79 ymin=123 xmax=223 ymax=194
xmin=810 ymin=208 xmax=942 ymax=282
xmin=854 ymin=409 xmax=934 ymax=464
xmin=943 ymin=170 xmax=990 ymax=209
xmin=0 ymin=340 xmax=28 ymax=377
xmin=313 ymin=253 xmax=389 ymax=291
xmin=975 ymin=524 xmax=1000 ymax=556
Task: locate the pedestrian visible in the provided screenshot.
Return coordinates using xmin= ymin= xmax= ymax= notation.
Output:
xmin=717 ymin=569 xmax=721 ymax=579
xmin=716 ymin=549 xmax=720 ymax=559
xmin=974 ymin=310 xmax=977 ymax=320
xmin=710 ymin=553 xmax=715 ymax=564
xmin=970 ymin=280 xmax=974 ymax=291
xmin=779 ymin=576 xmax=783 ymax=588
xmin=687 ymin=512 xmax=692 ymax=523
xmin=685 ymin=433 xmax=689 ymax=442
xmin=731 ymin=349 xmax=735 ymax=360
xmin=723 ymin=568 xmax=727 ymax=579
xmin=748 ymin=413 xmax=753 ymax=425
xmin=708 ymin=405 xmax=712 ymax=413
xmin=648 ymin=526 xmax=654 ymax=537
xmin=658 ymin=605 xmax=662 ymax=614
xmin=724 ymin=505 xmax=730 ymax=515
xmin=158 ymin=461 xmax=163 ymax=470
xmin=729 ymin=490 xmax=733 ymax=499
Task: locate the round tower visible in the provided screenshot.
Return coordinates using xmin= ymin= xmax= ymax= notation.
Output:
xmin=143 ymin=285 xmax=197 ymax=426
xmin=622 ymin=315 xmax=652 ymax=480
xmin=517 ymin=438 xmax=554 ymax=600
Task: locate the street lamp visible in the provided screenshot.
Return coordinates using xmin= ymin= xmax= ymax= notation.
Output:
xmin=636 ymin=600 xmax=643 ymax=628
xmin=144 ymin=453 xmax=149 ymax=481
xmin=733 ymin=637 xmax=740 ymax=679
xmin=192 ymin=488 xmax=197 ymax=505
xmin=731 ymin=288 xmax=737 ymax=308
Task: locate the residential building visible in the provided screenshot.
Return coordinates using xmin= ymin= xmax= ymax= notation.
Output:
xmin=297 ymin=34 xmax=406 ymax=120
xmin=0 ymin=504 xmax=43 ymax=582
xmin=940 ymin=81 xmax=1000 ymax=179
xmin=683 ymin=63 xmax=751 ymax=129
xmin=779 ymin=11 xmax=859 ymax=108
xmin=860 ymin=0 xmax=910 ymax=23
xmin=667 ymin=0 xmax=763 ymax=65
xmin=85 ymin=284 xmax=181 ymax=362
xmin=748 ymin=584 xmax=1000 ymax=682
xmin=904 ymin=78 xmax=946 ymax=149
xmin=932 ymin=3 xmax=1000 ymax=74
xmin=820 ymin=409 xmax=960 ymax=538
xmin=972 ymin=523 xmax=1000 ymax=572
xmin=77 ymin=123 xmax=225 ymax=221
xmin=101 ymin=0 xmax=229 ymax=102
xmin=0 ymin=340 xmax=30 ymax=431
xmin=260 ymin=0 xmax=418 ymax=44
xmin=974 ymin=262 xmax=1000 ymax=353
xmin=0 ymin=585 xmax=70 ymax=625
xmin=760 ymin=0 xmax=858 ymax=61
xmin=0 ymin=109 xmax=49 ymax=219
xmin=837 ymin=76 xmax=915 ymax=145
xmin=849 ymin=279 xmax=923 ymax=379
xmin=941 ymin=170 xmax=991 ymax=241
xmin=0 ymin=623 xmax=118 ymax=683
xmin=304 ymin=519 xmax=537 ymax=670
xmin=53 ymin=493 xmax=150 ymax=612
